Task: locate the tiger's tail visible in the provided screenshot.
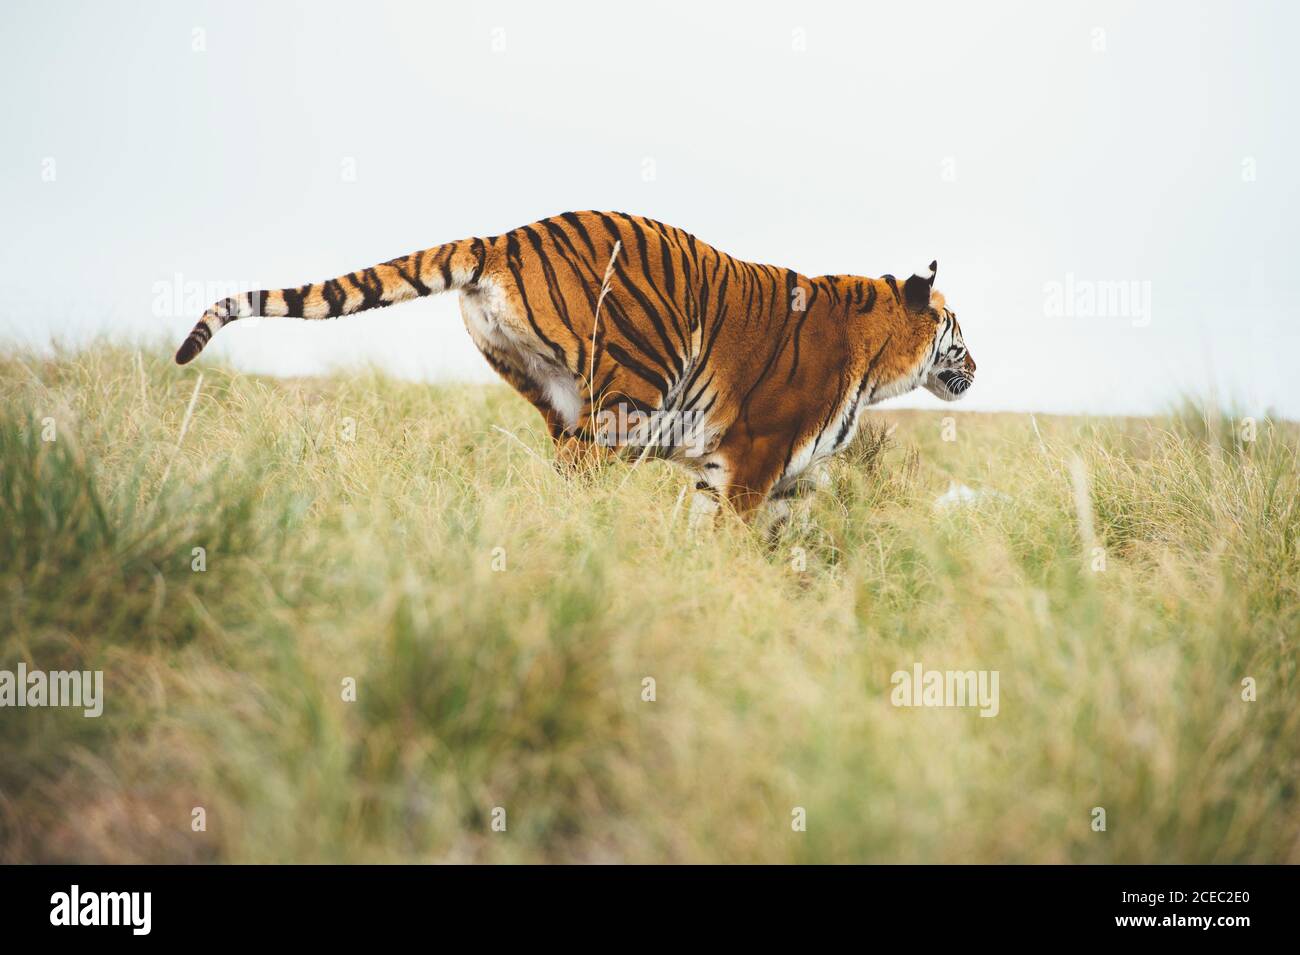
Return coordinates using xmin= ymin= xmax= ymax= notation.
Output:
xmin=174 ymin=237 xmax=487 ymax=364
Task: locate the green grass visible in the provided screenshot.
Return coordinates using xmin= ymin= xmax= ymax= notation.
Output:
xmin=1 ymin=344 xmax=1296 ymax=863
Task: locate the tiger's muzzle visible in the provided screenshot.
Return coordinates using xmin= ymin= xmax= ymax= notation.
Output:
xmin=926 ymin=352 xmax=976 ymax=402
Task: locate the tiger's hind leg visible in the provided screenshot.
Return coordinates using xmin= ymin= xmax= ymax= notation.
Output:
xmin=479 ymin=348 xmax=644 ymax=477
xmin=553 ymin=433 xmax=615 ymax=475
xmin=564 ymin=360 xmax=678 ymax=471
xmin=459 ymin=289 xmax=592 ymax=469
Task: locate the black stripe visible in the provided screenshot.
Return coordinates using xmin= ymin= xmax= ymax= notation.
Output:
xmin=687 ymin=387 xmax=717 ymax=423
xmin=345 ymin=269 xmax=384 ymax=309
xmin=677 ymin=242 xmax=698 ymax=334
xmin=438 ymin=247 xmax=454 ymax=289
xmin=281 ymin=283 xmax=311 ymax=317
xmin=623 ymin=235 xmax=688 ymax=367
xmin=581 ymin=241 xmax=677 ymax=380
xmin=604 ymin=341 xmax=671 ymax=395
xmin=540 ymin=220 xmax=600 ymax=310
xmin=681 ymin=261 xmax=731 ymax=401
xmin=522 ymin=225 xmax=583 ymax=371
xmin=559 ymin=211 xmax=598 ymax=259
xmin=504 ymin=231 xmax=566 ymax=365
xmin=860 ymin=281 xmax=878 ymax=314
xmin=542 ymin=220 xmax=617 ymax=383
xmin=470 ymin=237 xmax=486 ymax=284
xmin=606 ymin=305 xmax=677 ymax=379
xmin=861 ymin=334 xmax=892 ymax=402
xmin=833 ymin=381 xmax=865 ymax=449
xmin=390 ymin=255 xmax=431 ymax=297
xmin=786 ymin=283 xmax=821 ymax=384
xmin=599 ymin=213 xmax=685 ymax=376
xmin=816 ymin=366 xmax=852 ymax=445
xmin=737 ymin=287 xmax=797 ymax=430
xmin=322 ymin=279 xmax=347 ymax=316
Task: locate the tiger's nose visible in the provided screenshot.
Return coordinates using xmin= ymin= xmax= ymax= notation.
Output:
xmin=964 ymin=354 xmax=976 ymax=374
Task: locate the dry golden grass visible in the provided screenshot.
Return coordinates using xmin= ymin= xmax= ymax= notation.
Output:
xmin=1 ymin=343 xmax=1296 ymax=863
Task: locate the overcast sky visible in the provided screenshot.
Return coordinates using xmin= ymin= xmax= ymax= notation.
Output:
xmin=2 ymin=0 xmax=1296 ymax=417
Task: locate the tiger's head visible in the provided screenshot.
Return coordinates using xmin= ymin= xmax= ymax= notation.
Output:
xmin=902 ymin=261 xmax=976 ymax=402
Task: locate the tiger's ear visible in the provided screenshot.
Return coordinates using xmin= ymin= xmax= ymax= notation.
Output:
xmin=903 ymin=260 xmax=937 ymax=312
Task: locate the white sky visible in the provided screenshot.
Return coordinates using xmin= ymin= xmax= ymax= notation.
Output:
xmin=2 ymin=0 xmax=1297 ymax=417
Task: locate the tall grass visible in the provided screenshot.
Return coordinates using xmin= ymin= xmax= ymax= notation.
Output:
xmin=1 ymin=344 xmax=1296 ymax=863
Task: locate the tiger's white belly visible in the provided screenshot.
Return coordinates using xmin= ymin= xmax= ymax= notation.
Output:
xmin=459 ymin=278 xmax=583 ymax=431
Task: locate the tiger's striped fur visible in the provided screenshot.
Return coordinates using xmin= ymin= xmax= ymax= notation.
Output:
xmin=175 ymin=211 xmax=976 ymax=516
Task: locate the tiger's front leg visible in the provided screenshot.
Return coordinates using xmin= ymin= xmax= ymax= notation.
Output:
xmin=712 ymin=433 xmax=789 ymax=521
xmin=761 ymin=463 xmax=829 ymax=540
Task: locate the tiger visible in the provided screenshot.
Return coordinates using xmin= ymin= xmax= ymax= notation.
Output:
xmin=175 ymin=211 xmax=976 ymax=518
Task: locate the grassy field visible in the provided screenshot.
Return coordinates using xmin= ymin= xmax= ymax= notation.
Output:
xmin=1 ymin=344 xmax=1297 ymax=863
